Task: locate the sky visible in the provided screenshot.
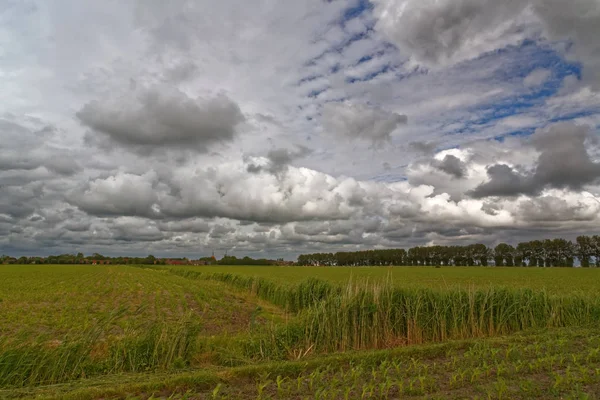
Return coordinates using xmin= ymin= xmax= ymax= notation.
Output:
xmin=1 ymin=0 xmax=600 ymax=259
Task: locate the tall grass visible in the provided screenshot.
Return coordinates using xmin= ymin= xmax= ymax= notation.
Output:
xmin=0 ymin=311 xmax=200 ymax=387
xmin=151 ymin=266 xmax=600 ymax=354
xmin=298 ymin=283 xmax=600 ymax=352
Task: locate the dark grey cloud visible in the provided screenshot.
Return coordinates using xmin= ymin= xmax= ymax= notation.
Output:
xmin=209 ymin=224 xmax=235 ymax=238
xmin=294 ymin=222 xmax=328 ymax=236
xmin=111 ymin=219 xmax=165 ymax=242
xmin=409 ymin=141 xmax=437 ymax=155
xmin=517 ymin=195 xmax=597 ymax=223
xmin=531 ymin=122 xmax=600 ymax=189
xmin=470 ymin=164 xmax=533 ymax=197
xmin=373 ymin=0 xmax=600 ymax=87
xmin=0 ymin=154 xmax=81 ymax=176
xmin=433 ymin=154 xmax=467 ymax=179
xmin=373 ymin=0 xmax=527 ymax=67
xmin=322 ymin=102 xmax=407 ymax=144
xmin=0 ymin=155 xmax=38 ymax=172
xmin=77 ymin=86 xmax=245 ymax=154
xmin=43 ymin=157 xmax=82 ymax=176
xmin=0 ymin=119 xmax=81 ymax=177
xmin=471 ymin=122 xmax=600 ymax=198
xmin=158 ymin=219 xmax=211 ymax=233
xmin=63 ymin=220 xmax=92 ymax=232
xmin=163 ymin=61 xmax=198 ymax=82
xmin=247 ymin=146 xmax=312 ymax=175
xmin=536 ymin=0 xmax=600 ymax=89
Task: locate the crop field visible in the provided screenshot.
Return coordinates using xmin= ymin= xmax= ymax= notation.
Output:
xmin=1 ymin=264 xmax=600 ymax=399
xmin=169 ymin=265 xmax=600 ymax=294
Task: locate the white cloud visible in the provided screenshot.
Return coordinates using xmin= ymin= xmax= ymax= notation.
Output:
xmin=1 ymin=0 xmax=600 ymax=258
xmin=524 ymin=68 xmax=551 ymax=87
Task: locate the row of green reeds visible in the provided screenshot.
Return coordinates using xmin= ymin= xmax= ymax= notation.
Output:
xmin=152 ymin=266 xmax=600 ymax=354
xmin=299 ymin=283 xmax=600 ymax=352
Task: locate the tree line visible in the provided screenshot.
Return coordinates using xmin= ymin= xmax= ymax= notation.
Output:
xmin=0 ymin=253 xmax=291 ymax=266
xmin=297 ymin=235 xmax=600 ymax=267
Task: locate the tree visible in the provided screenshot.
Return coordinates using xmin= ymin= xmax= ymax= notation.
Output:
xmin=529 ymin=240 xmax=544 ymax=267
xmin=469 ymin=244 xmax=490 ymax=266
xmin=516 ymin=242 xmax=531 ymax=266
xmin=494 ymin=243 xmax=515 ymax=266
xmin=576 ymin=235 xmax=593 ymax=267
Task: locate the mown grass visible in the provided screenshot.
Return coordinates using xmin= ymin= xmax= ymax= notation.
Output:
xmin=170 ymin=265 xmax=600 ymax=295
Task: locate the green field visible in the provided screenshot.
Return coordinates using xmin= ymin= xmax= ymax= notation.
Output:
xmin=169 ymin=265 xmax=600 ymax=294
xmin=1 ymin=265 xmax=600 ymax=399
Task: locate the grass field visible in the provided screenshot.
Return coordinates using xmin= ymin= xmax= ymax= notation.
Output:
xmin=1 ymin=264 xmax=600 ymax=399
xmin=169 ymin=265 xmax=600 ymax=294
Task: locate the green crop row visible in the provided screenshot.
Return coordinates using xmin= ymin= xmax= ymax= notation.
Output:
xmin=3 ymin=326 xmax=597 ymax=400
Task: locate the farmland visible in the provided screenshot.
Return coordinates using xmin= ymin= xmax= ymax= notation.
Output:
xmin=168 ymin=264 xmax=600 ymax=294
xmin=1 ymin=265 xmax=600 ymax=399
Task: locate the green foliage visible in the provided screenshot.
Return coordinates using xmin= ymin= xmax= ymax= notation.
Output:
xmin=147 ymin=266 xmax=600 ymax=354
xmin=296 ymin=235 xmax=600 ymax=267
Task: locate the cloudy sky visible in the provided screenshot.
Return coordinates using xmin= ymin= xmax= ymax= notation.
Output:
xmin=2 ymin=0 xmax=600 ymax=259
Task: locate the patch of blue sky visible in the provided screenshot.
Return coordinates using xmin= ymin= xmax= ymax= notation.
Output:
xmin=303 ymin=30 xmax=371 ymax=68
xmin=372 ymin=174 xmax=408 ymax=183
xmin=303 ymin=0 xmax=375 ymax=69
xmin=298 ymin=75 xmax=323 ymax=84
xmin=342 ymin=0 xmax=373 ymax=21
xmin=346 ymin=64 xmax=391 ymax=83
xmin=493 ymin=127 xmax=537 ymax=143
xmin=357 ymin=54 xmax=373 ymax=64
xmin=308 ymin=87 xmax=329 ymax=98
xmin=549 ymin=109 xmax=600 ymax=123
xmin=450 ymin=41 xmax=582 ymax=138
xmin=493 ymin=39 xmax=581 ymax=82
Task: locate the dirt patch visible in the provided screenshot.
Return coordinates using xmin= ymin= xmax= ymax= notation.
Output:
xmin=196 ymin=292 xmax=269 ymax=336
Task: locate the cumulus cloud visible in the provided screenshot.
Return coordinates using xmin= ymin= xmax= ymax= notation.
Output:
xmin=470 ymin=164 xmax=533 ymax=198
xmin=471 ymin=122 xmax=600 ymax=197
xmin=4 ymin=0 xmax=600 ymax=258
xmin=68 ymin=172 xmax=161 ymax=218
xmin=433 ymin=154 xmax=467 ymax=179
xmin=247 ymin=146 xmax=312 ymax=175
xmin=77 ymin=86 xmax=245 ymax=154
xmin=111 ymin=218 xmax=165 ymax=242
xmin=322 ymin=102 xmax=407 ymax=144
